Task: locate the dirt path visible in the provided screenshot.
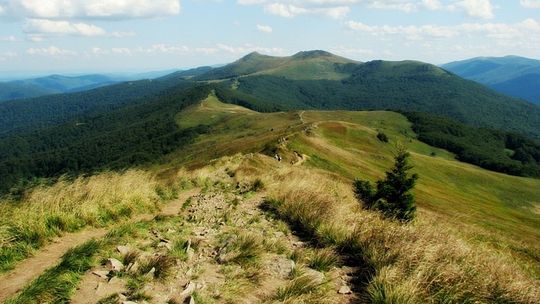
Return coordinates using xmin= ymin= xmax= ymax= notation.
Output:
xmin=69 ymin=187 xmax=358 ymax=304
xmin=0 ymin=188 xmax=200 ymax=303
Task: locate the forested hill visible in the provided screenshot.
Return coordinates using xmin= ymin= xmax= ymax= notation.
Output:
xmin=0 ymin=83 xmax=212 ymax=194
xmin=212 ymin=59 xmax=540 ymax=139
xmin=0 ymin=77 xmax=193 ymax=137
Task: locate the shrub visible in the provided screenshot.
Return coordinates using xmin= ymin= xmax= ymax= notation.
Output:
xmin=354 ymin=147 xmax=418 ymax=222
xmin=377 ymin=132 xmax=389 ymax=143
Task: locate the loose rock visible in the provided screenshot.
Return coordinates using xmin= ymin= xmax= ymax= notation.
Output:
xmin=105 ymin=258 xmax=124 ymax=272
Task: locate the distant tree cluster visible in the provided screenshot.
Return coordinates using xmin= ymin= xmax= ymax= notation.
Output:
xmin=354 ymin=147 xmax=418 ymax=222
xmin=402 ymin=112 xmax=540 ymax=178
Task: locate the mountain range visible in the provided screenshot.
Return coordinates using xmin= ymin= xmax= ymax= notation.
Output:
xmin=0 ymin=50 xmax=539 ymax=193
xmin=0 ymin=70 xmax=180 ymax=102
xmin=442 ymin=56 xmax=540 ymax=105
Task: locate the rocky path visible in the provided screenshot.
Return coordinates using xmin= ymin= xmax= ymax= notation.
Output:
xmin=69 ymin=186 xmax=359 ymax=304
xmin=0 ymin=188 xmax=199 ymax=303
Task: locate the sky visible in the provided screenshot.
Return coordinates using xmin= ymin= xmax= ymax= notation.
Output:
xmin=0 ymin=0 xmax=539 ymax=74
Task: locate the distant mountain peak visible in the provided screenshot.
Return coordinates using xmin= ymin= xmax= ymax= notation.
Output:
xmin=292 ymin=50 xmax=334 ymax=59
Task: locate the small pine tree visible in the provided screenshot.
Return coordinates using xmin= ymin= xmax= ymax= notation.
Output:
xmin=353 ymin=179 xmax=375 ymax=208
xmin=353 ymin=146 xmax=418 ymax=222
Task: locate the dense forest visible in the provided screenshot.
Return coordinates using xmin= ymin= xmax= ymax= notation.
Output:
xmin=402 ymin=112 xmax=540 ymax=178
xmin=213 ymin=62 xmax=540 ymax=139
xmin=0 ymin=84 xmax=212 ymax=194
xmin=0 ymin=77 xmax=192 ymax=137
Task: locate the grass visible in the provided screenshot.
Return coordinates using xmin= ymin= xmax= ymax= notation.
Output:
xmin=218 ymin=232 xmax=264 ymax=266
xmin=0 ymin=169 xmax=189 ymax=274
xmin=261 ymin=167 xmax=540 ymax=303
xmin=307 ymin=247 xmax=340 ymax=272
xmin=5 ymin=239 xmax=101 ymax=304
xmin=274 ymin=273 xmax=325 ymax=302
xmin=139 ymin=254 xmax=175 ymax=280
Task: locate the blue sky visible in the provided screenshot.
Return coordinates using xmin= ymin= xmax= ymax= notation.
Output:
xmin=0 ymin=0 xmax=539 ymax=74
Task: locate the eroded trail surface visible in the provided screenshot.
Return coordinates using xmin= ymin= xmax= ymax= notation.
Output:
xmin=70 ymin=188 xmax=359 ymax=303
xmin=0 ymin=189 xmax=199 ymax=303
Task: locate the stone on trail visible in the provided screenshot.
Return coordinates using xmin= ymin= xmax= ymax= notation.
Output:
xmin=116 ymin=245 xmax=131 ymax=256
xmin=105 ymin=258 xmax=124 ymax=272
xmin=338 ymin=285 xmax=352 ymax=294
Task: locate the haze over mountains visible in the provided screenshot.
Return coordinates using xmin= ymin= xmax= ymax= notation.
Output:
xmin=0 ymin=70 xmax=180 ymax=102
xmin=443 ymin=56 xmax=540 ymax=105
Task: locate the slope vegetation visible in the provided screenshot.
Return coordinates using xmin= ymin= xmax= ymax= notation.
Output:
xmin=214 ymin=58 xmax=540 ymax=139
xmin=1 ymin=95 xmax=539 ymax=303
xmin=196 ymin=50 xmax=358 ymax=80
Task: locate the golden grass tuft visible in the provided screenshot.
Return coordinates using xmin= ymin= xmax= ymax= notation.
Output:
xmin=0 ymin=170 xmax=164 ymax=272
xmin=263 ymin=166 xmax=540 ymax=304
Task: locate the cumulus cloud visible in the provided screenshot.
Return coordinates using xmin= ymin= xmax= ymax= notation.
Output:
xmin=0 ymin=0 xmax=181 ymax=20
xmin=520 ymin=0 xmax=540 ymax=8
xmin=452 ymin=0 xmax=494 ymax=19
xmin=347 ymin=18 xmax=540 ymax=41
xmin=257 ymin=24 xmax=273 ymax=33
xmin=265 ymin=3 xmax=350 ymax=18
xmin=89 ymin=43 xmax=285 ymax=57
xmin=238 ymin=0 xmax=496 ymax=19
xmin=27 ymin=46 xmax=77 ymax=56
xmin=24 ymin=19 xmax=106 ymax=37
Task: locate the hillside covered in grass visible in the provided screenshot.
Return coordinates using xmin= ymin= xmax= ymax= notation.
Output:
xmin=1 ymin=94 xmax=539 ymax=303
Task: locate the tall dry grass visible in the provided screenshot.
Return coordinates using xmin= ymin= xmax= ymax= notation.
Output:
xmin=0 ymin=170 xmax=164 ymax=272
xmin=252 ymin=162 xmax=540 ymax=303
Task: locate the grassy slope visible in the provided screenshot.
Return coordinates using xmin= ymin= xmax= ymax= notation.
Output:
xmin=197 ymin=51 xmax=357 ymax=81
xmin=166 ymin=95 xmax=540 ymax=270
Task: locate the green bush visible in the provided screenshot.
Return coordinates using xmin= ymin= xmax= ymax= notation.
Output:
xmin=377 ymin=132 xmax=389 ymax=143
xmin=354 ymin=147 xmax=418 ymax=222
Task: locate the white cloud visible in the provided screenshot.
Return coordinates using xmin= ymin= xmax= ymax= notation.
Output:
xmin=368 ymin=1 xmax=417 ymax=12
xmin=24 ymin=19 xmax=107 ymax=37
xmin=0 ymin=0 xmax=181 ymax=20
xmin=27 ymin=46 xmax=77 ymax=56
xmin=520 ymin=0 xmax=540 ymax=8
xmin=257 ymin=24 xmax=273 ymax=33
xmin=452 ymin=0 xmax=494 ymax=19
xmin=422 ymin=0 xmax=443 ymax=10
xmin=88 ymin=43 xmax=285 ymax=57
xmin=265 ymin=3 xmax=350 ymax=18
xmin=347 ymin=18 xmax=540 ymax=41
xmin=110 ymin=31 xmax=136 ymax=38
xmin=239 ymin=1 xmax=497 ymax=19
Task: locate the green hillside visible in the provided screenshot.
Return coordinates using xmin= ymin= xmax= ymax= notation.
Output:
xmin=168 ymin=94 xmax=540 ymax=270
xmin=196 ymin=50 xmax=358 ymax=80
xmin=215 ymin=60 xmax=540 ymax=139
xmin=1 ymin=93 xmax=539 ymax=304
